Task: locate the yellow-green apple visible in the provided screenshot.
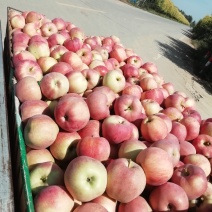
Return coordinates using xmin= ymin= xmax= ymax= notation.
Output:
xmin=50 ymin=45 xmax=69 ymax=61
xmin=27 ymin=149 xmax=55 ymax=171
xmin=10 ymin=14 xmax=25 ymax=29
xmin=106 ymin=158 xmax=146 ymax=203
xmin=77 ymin=120 xmax=101 ymax=138
xmin=102 ymin=115 xmax=133 ymax=144
xmin=162 ymin=82 xmax=175 ymax=95
xmin=63 ymin=37 xmax=83 ymax=52
xmin=126 ymin=55 xmax=143 ymax=68
xmin=120 ymin=64 xmax=139 ymax=79
xmin=15 ymin=76 xmax=42 ymax=102
xmin=114 ymin=94 xmax=145 ymax=123
xmin=66 ymin=71 xmax=88 ymax=94
xmin=81 ymin=69 xmax=100 ymax=90
xmin=52 ymin=17 xmax=66 ymax=30
xmin=20 ymin=99 xmax=50 ymax=124
xmin=47 ymin=33 xmax=66 ymax=48
xmin=149 ymin=182 xmax=189 ymax=211
xmin=140 ymin=77 xmax=158 ymax=91
xmin=28 ymin=41 xmax=50 ymax=59
xmin=12 ymin=32 xmax=30 ymax=45
xmin=14 ymin=59 xmax=43 ymax=81
xmin=24 ymin=114 xmax=59 ymax=149
xmin=141 ymin=62 xmax=158 ymax=74
xmin=170 ymin=121 xmax=187 ymax=142
xmin=76 ymin=136 xmax=111 ymax=161
xmin=91 ymin=193 xmax=117 ymax=212
xmin=12 ymin=50 xmax=36 ymax=67
xmin=136 ymin=147 xmax=173 ymax=186
xmin=154 ymin=112 xmax=172 ymax=133
xmin=118 ymin=196 xmax=152 ymax=212
xmin=118 ymin=139 xmax=147 ymax=161
xmin=40 ymin=22 xmax=58 ymax=37
xmin=34 ymin=185 xmax=75 ymax=212
xmin=161 ymin=107 xmax=183 ymax=121
xmin=122 ymin=84 xmax=142 ymax=99
xmin=49 ymin=61 xmax=73 ymax=75
xmin=23 ymin=22 xmax=41 ymax=37
xmin=103 ymin=69 xmax=126 ymax=93
xmin=140 ymin=88 xmax=164 ymax=105
xmin=200 ymin=119 xmax=212 ymax=137
xmin=180 ymin=116 xmax=200 ymax=141
xmin=109 ymin=45 xmax=127 ymax=63
xmin=86 ymin=91 xmax=110 ymax=120
xmin=64 ymin=156 xmax=107 ymax=202
xmin=40 ymin=72 xmax=69 ymax=100
xmin=50 ymin=131 xmax=81 ymax=164
xmin=179 ymin=140 xmax=196 ymax=158
xmin=164 ymin=93 xmax=186 ymax=112
xmin=192 ymin=134 xmax=212 ymax=158
xmin=60 ymin=51 xmax=83 ymax=70
xmin=171 ymin=164 xmax=208 ymax=200
xmin=69 ymin=27 xmax=85 ymax=42
xmin=30 ymin=161 xmax=64 ymax=195
xmin=37 ymin=56 xmax=57 ymax=74
xmin=150 ymin=135 xmax=180 ymax=167
xmin=183 ymin=154 xmax=211 ymax=177
xmin=140 ymin=115 xmax=169 ymax=142
xmin=73 ymin=202 xmax=107 ymax=212
xmin=76 ymin=48 xmax=93 ymax=66
xmin=54 ymin=95 xmax=90 ymax=132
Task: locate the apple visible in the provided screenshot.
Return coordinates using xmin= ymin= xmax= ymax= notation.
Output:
xmin=14 ymin=60 xmax=43 ymax=81
xmin=24 ymin=114 xmax=59 ymax=149
xmin=64 ymin=156 xmax=107 ymax=202
xmin=58 ymin=30 xmax=70 ymax=39
xmin=77 ymin=120 xmax=101 ymax=138
xmin=182 ymin=108 xmax=202 ymax=124
xmin=179 ymin=140 xmax=196 ymax=158
xmin=29 ymin=34 xmax=48 ymax=45
xmin=110 ymin=45 xmax=127 ymax=63
xmin=20 ymin=99 xmax=50 ymax=124
xmin=94 ymin=46 xmax=109 ymax=61
xmin=49 ymin=61 xmax=73 ymax=75
xmin=171 ymin=164 xmax=208 ymax=200
xmin=141 ymin=99 xmax=162 ymax=116
xmin=162 ymin=82 xmax=175 ymax=95
xmin=40 ymin=72 xmax=69 ymax=100
xmin=183 ymin=154 xmax=211 ymax=177
xmin=200 ymin=120 xmax=212 ymax=137
xmin=50 ymin=131 xmax=81 ymax=164
xmin=73 ymin=202 xmax=107 ymax=212
xmin=140 ymin=77 xmax=158 ymax=91
xmin=192 ymin=134 xmax=212 ymax=158
xmin=25 ymin=11 xmax=43 ymax=25
xmin=54 ymin=95 xmax=90 ymax=132
xmin=102 ymin=69 xmax=126 ymax=93
xmin=114 ymin=94 xmax=145 ymax=122
xmin=12 ymin=50 xmax=36 ymax=67
xmin=28 ymin=41 xmax=50 ymax=59
xmin=47 ymin=33 xmax=66 ymax=48
xmin=69 ymin=27 xmax=85 ymax=42
xmin=102 ymin=115 xmax=133 ymax=144
xmin=12 ymin=43 xmax=28 ymax=55
xmin=154 ymin=112 xmax=172 ymax=133
xmin=161 ymin=107 xmax=183 ymax=121
xmin=140 ymin=115 xmax=169 ymax=142
xmin=40 ymin=21 xmax=58 ymax=37
xmin=10 ymin=14 xmax=25 ymax=29
xmin=141 ymin=62 xmax=158 ymax=74
xmin=34 ymin=185 xmax=75 ymax=212
xmin=76 ymin=48 xmax=93 ymax=66
xmin=27 ymin=149 xmax=55 ymax=171
xmin=23 ymin=22 xmax=41 ymax=37
xmin=86 ymin=91 xmax=110 ymax=120
xmin=52 ymin=17 xmax=66 ymax=30
xmin=122 ymin=84 xmax=142 ymax=99
xmin=170 ymin=121 xmax=187 ymax=142
xmin=63 ymin=37 xmax=83 ymax=52
xmin=12 ymin=32 xmax=30 ymax=45
xmin=30 ymin=161 xmax=64 ymax=195
xmin=180 ymin=116 xmax=200 ymax=141
xmin=106 ymin=158 xmax=146 ymax=203
xmin=37 ymin=56 xmax=58 ymax=74
xmin=50 ymin=45 xmax=69 ymax=61
xmin=93 ymin=65 xmax=109 ymax=77
xmin=76 ymin=136 xmax=111 ymax=161
xmin=66 ymin=21 xmax=76 ymax=31
xmin=120 ymin=64 xmax=139 ymax=79
xmin=149 ymin=182 xmax=189 ymax=211
xmin=81 ymin=69 xmax=100 ymax=90
xmin=15 ymin=76 xmax=42 ymax=102
xmin=126 ymin=55 xmax=143 ymax=68
xmin=136 ymin=147 xmax=173 ymax=186
xmin=140 ymin=88 xmax=164 ymax=105
xmin=118 ymin=139 xmax=147 ymax=161
xmin=60 ymin=51 xmax=83 ymax=70
xmin=66 ymin=71 xmax=88 ymax=94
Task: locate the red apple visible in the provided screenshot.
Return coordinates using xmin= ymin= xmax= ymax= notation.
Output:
xmin=49 ymin=61 xmax=73 ymax=75
xmin=52 ymin=17 xmax=66 ymax=30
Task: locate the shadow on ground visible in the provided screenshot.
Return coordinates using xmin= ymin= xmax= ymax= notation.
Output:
xmin=156 ymin=29 xmax=212 ymax=95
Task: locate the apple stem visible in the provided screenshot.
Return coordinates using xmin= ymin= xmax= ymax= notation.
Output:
xmin=204 ymin=141 xmax=211 ymax=146
xmin=128 ymin=159 xmax=132 ymax=168
xmin=181 ymin=168 xmax=189 ymax=177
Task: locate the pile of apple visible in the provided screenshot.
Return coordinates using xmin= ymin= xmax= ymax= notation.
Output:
xmin=9 ymin=9 xmax=212 ymax=212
